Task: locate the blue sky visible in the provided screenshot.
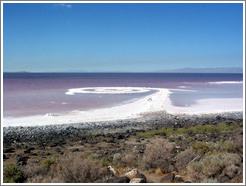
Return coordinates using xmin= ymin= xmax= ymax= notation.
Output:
xmin=3 ymin=3 xmax=244 ymax=72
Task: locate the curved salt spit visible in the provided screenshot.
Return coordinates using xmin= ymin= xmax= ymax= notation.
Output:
xmin=66 ymin=87 xmax=152 ymax=95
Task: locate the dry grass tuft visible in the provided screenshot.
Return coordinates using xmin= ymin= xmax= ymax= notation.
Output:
xmin=175 ymin=148 xmax=197 ymax=169
xmin=187 ymin=152 xmax=242 ymax=183
xmin=141 ymin=138 xmax=176 ymax=170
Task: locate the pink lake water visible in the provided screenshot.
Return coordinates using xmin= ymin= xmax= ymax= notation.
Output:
xmin=3 ymin=73 xmax=243 ymax=117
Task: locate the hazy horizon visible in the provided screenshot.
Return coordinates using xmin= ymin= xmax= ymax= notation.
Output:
xmin=3 ymin=67 xmax=243 ymax=74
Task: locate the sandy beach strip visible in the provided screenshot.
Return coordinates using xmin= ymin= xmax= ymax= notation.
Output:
xmin=2 ymin=87 xmax=243 ymax=127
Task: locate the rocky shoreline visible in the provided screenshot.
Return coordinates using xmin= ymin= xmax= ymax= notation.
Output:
xmin=3 ymin=111 xmax=243 ymax=145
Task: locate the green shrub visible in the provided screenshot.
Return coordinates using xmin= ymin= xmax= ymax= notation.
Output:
xmin=136 ymin=122 xmax=241 ymax=138
xmin=4 ymin=164 xmax=25 ymax=183
xmin=88 ymin=154 xmax=95 ymax=160
xmin=192 ymin=142 xmax=215 ymax=154
xmin=40 ymin=157 xmax=56 ymax=170
xmin=220 ymin=140 xmax=237 ymax=153
xmin=101 ymin=157 xmax=114 ymax=166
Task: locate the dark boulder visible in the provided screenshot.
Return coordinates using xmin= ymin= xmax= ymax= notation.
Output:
xmin=24 ymin=147 xmax=35 ymax=153
xmin=135 ymin=173 xmax=147 ymax=183
xmin=104 ymin=175 xmax=130 ymax=183
xmin=71 ymin=148 xmax=80 ymax=152
xmin=160 ymin=162 xmax=176 ymax=174
xmin=3 ymin=154 xmax=7 ymax=160
xmin=3 ymin=148 xmax=15 ymax=153
xmin=117 ymin=134 xmax=124 ymax=140
xmin=161 ymin=173 xmax=175 ymax=182
xmin=174 ymin=175 xmax=184 ymax=182
xmin=17 ymin=156 xmax=29 ymax=165
xmin=55 ymin=148 xmax=61 ymax=153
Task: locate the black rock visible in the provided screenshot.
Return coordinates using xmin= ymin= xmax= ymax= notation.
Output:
xmin=235 ymin=130 xmax=243 ymax=135
xmin=55 ymin=148 xmax=61 ymax=153
xmin=218 ymin=176 xmax=230 ymax=183
xmin=3 ymin=154 xmax=7 ymax=160
xmin=117 ymin=134 xmax=124 ymax=140
xmin=24 ymin=147 xmax=35 ymax=153
xmin=161 ymin=173 xmax=175 ymax=182
xmin=174 ymin=175 xmax=184 ymax=182
xmin=50 ymin=143 xmax=58 ymax=147
xmin=71 ymin=148 xmax=80 ymax=152
xmin=3 ymin=148 xmax=15 ymax=153
xmin=136 ymin=139 xmax=141 ymax=143
xmin=17 ymin=156 xmax=29 ymax=165
xmin=104 ymin=175 xmax=130 ymax=183
xmin=135 ymin=173 xmax=147 ymax=183
xmin=179 ymin=148 xmax=185 ymax=152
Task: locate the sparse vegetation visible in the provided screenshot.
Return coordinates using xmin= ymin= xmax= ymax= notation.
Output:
xmin=192 ymin=141 xmax=216 ymax=154
xmin=187 ymin=153 xmax=242 ymax=182
xmin=51 ymin=154 xmax=108 ymax=183
xmin=175 ymin=148 xmax=197 ymax=169
xmin=101 ymin=157 xmax=114 ymax=166
xmin=3 ymin=120 xmax=243 ymax=183
xmin=4 ymin=164 xmax=25 ymax=183
xmin=136 ymin=122 xmax=242 ymax=138
xmin=141 ymin=138 xmax=176 ymax=170
xmin=40 ymin=157 xmax=56 ymax=170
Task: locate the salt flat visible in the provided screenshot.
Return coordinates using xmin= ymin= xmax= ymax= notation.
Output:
xmin=2 ymin=87 xmax=243 ymax=127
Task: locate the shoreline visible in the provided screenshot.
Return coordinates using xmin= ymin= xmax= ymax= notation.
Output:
xmin=3 ymin=111 xmax=243 ymax=145
xmin=3 ymin=87 xmax=243 ymax=127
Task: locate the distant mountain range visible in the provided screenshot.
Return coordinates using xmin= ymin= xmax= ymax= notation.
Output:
xmin=159 ymin=67 xmax=243 ymax=73
xmin=3 ymin=67 xmax=243 ymax=74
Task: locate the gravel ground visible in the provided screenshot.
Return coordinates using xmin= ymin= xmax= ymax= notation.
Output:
xmin=3 ymin=111 xmax=243 ymax=146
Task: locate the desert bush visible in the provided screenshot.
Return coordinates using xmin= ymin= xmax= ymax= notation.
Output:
xmin=40 ymin=157 xmax=56 ymax=170
xmin=220 ymin=140 xmax=237 ymax=153
xmin=192 ymin=142 xmax=215 ymax=154
xmin=175 ymin=148 xmax=197 ymax=169
xmin=3 ymin=164 xmax=25 ymax=183
xmin=26 ymin=175 xmax=59 ymax=183
xmin=51 ymin=154 xmax=109 ymax=183
xmin=136 ymin=122 xmax=238 ymax=138
xmin=101 ymin=157 xmax=114 ymax=166
xmin=118 ymin=146 xmax=142 ymax=168
xmin=234 ymin=134 xmax=243 ymax=150
xmin=23 ymin=163 xmax=46 ymax=181
xmin=223 ymin=164 xmax=240 ymax=179
xmin=187 ymin=152 xmax=241 ymax=182
xmin=141 ymin=138 xmax=176 ymax=170
xmin=113 ymin=153 xmax=121 ymax=161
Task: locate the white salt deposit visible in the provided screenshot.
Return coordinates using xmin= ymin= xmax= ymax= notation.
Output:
xmin=3 ymin=87 xmax=243 ymax=127
xmin=65 ymin=87 xmax=152 ymax=95
xmin=207 ymin=81 xmax=243 ymax=84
